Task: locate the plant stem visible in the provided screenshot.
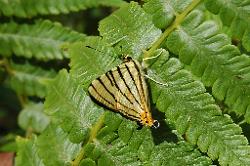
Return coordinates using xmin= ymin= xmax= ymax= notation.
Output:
xmin=144 ymin=0 xmax=201 ymax=58
xmin=25 ymin=127 xmax=34 ymax=138
xmin=1 ymin=58 xmax=28 ymax=112
xmin=17 ymin=94 xmax=27 ymax=108
xmin=0 ymin=59 xmax=4 ymax=65
xmin=71 ymin=114 xmax=105 ymax=166
xmin=0 ymin=58 xmax=14 ymax=75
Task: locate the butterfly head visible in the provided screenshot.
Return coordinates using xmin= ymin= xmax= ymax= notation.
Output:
xmin=152 ymin=120 xmax=160 ymax=129
xmin=140 ymin=111 xmax=160 ymax=128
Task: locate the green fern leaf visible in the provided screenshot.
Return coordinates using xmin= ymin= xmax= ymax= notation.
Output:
xmin=0 ymin=20 xmax=86 ymax=60
xmin=36 ymin=123 xmax=81 ymax=166
xmin=99 ymin=2 xmax=161 ymax=58
xmin=6 ymin=62 xmax=56 ymax=97
xmin=39 ymin=39 xmax=212 ymax=165
xmin=15 ymin=136 xmax=45 ymax=166
xmin=18 ymin=102 xmax=49 ymax=133
xmin=148 ymin=53 xmax=250 ymax=165
xmin=143 ymin=0 xmax=193 ymax=29
xmin=148 ymin=141 xmax=211 ymax=165
xmin=82 ymin=125 xmax=211 ymax=165
xmin=15 ymin=118 xmax=211 ymax=166
xmin=165 ymin=9 xmax=250 ymax=123
xmin=15 ymin=123 xmax=81 ymax=166
xmin=44 ymin=70 xmax=104 ymax=143
xmin=14 ymin=1 xmax=250 ymax=165
xmin=0 ymin=0 xmax=126 ymax=18
xmin=204 ymin=0 xmax=250 ymax=51
xmin=69 ymin=2 xmax=249 ymax=165
xmin=69 ymin=37 xmax=121 ymax=89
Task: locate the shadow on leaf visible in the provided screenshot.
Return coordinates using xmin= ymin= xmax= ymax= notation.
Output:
xmin=151 ymin=108 xmax=178 ymax=145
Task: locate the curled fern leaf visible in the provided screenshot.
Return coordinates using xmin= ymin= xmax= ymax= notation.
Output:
xmin=165 ymin=9 xmax=250 ymax=123
xmin=205 ymin=0 xmax=250 ymax=51
xmin=0 ymin=20 xmax=86 ymax=61
xmin=0 ymin=0 xmax=126 ymax=18
xmin=18 ymin=102 xmax=49 ymax=133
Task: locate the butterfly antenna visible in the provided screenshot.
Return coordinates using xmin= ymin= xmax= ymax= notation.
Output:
xmin=144 ymin=74 xmax=168 ymax=86
xmin=142 ymin=49 xmax=163 ymax=62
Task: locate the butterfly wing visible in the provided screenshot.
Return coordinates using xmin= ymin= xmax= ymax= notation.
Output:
xmin=88 ymin=58 xmax=155 ymax=127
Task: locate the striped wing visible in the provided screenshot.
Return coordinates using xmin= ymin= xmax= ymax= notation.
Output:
xmin=88 ymin=57 xmax=157 ymax=127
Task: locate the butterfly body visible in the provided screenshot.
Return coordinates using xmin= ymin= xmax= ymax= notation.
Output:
xmin=88 ymin=57 xmax=159 ymax=128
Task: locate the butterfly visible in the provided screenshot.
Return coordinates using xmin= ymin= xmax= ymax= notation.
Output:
xmin=88 ymin=57 xmax=159 ymax=128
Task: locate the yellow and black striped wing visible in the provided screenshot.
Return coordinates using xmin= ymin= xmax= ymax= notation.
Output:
xmin=88 ymin=57 xmax=158 ymax=127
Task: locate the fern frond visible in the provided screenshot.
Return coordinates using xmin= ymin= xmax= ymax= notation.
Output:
xmin=6 ymin=62 xmax=56 ymax=97
xmin=148 ymin=53 xmax=250 ymax=165
xmin=16 ymin=121 xmax=211 ymax=166
xmin=81 ymin=118 xmax=211 ymax=165
xmin=148 ymin=142 xmax=211 ymax=165
xmin=15 ymin=136 xmax=45 ymax=166
xmin=0 ymin=20 xmax=86 ymax=61
xmin=31 ymin=112 xmax=211 ymax=165
xmin=36 ymin=123 xmax=81 ymax=165
xmin=205 ymin=0 xmax=250 ymax=51
xmin=99 ymin=2 xmax=161 ymax=58
xmin=41 ymin=44 xmax=212 ymax=165
xmin=44 ymin=70 xmax=104 ymax=143
xmin=0 ymin=0 xmax=126 ymax=18
xmin=143 ymin=0 xmax=193 ymax=29
xmin=69 ymin=37 xmax=121 ymax=88
xmin=16 ymin=123 xmax=81 ymax=166
xmin=165 ymin=9 xmax=250 ymax=123
xmin=14 ymin=1 xmax=250 ymax=165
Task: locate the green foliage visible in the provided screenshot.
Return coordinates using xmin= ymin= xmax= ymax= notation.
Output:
xmin=148 ymin=53 xmax=250 ymax=165
xmin=15 ymin=112 xmax=211 ymax=166
xmin=36 ymin=123 xmax=81 ymax=165
xmin=15 ymin=136 xmax=44 ymax=166
xmin=69 ymin=37 xmax=121 ymax=88
xmin=143 ymin=0 xmax=193 ymax=29
xmin=44 ymin=70 xmax=104 ymax=143
xmin=6 ymin=62 xmax=57 ymax=97
xmin=82 ymin=120 xmax=211 ymax=166
xmin=0 ymin=20 xmax=86 ymax=60
xmin=18 ymin=102 xmax=49 ymax=133
xmin=0 ymin=0 xmax=250 ymax=165
xmin=0 ymin=0 xmax=126 ymax=18
xmin=166 ymin=9 xmax=250 ymax=123
xmin=205 ymin=0 xmax=250 ymax=51
xmin=15 ymin=69 xmax=212 ymax=165
xmin=99 ymin=2 xmax=161 ymax=58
